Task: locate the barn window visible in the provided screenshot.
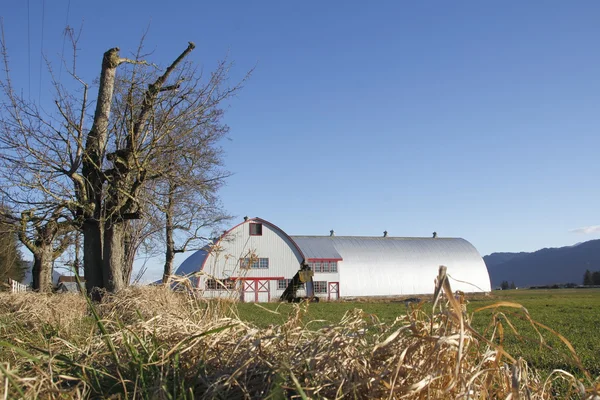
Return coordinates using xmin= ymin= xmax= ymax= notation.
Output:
xmin=310 ymin=260 xmax=338 ymax=273
xmin=206 ymin=278 xmax=236 ymax=290
xmin=249 ymin=223 xmax=263 ymax=236
xmin=278 ymin=279 xmax=305 ymax=290
xmin=240 ymin=257 xmax=269 ymax=269
xmin=329 ymin=261 xmax=338 ymax=272
xmin=313 ymin=281 xmax=328 ymax=294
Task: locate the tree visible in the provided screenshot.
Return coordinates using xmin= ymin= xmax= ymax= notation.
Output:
xmin=17 ymin=209 xmax=72 ymax=291
xmin=147 ymin=121 xmax=231 ymax=284
xmin=500 ymin=280 xmax=509 ymax=290
xmin=0 ymin=30 xmax=244 ymax=295
xmin=583 ymin=269 xmax=593 ymax=286
xmin=0 ymin=204 xmax=71 ymax=292
xmin=0 ymin=211 xmax=27 ymax=285
xmin=593 ymin=271 xmax=600 ymax=286
xmin=84 ymin=42 xmax=241 ymax=292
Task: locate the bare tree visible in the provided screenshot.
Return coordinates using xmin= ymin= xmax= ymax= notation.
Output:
xmin=16 ymin=209 xmax=72 ymax=291
xmin=147 ymin=120 xmax=232 ymax=284
xmin=100 ymin=42 xmax=243 ymax=288
xmin=0 ymin=26 xmax=89 ymax=291
xmin=0 ymin=207 xmax=27 ymax=286
xmin=0 ymin=27 xmax=244 ymax=295
xmin=0 ymin=203 xmax=70 ymax=291
xmin=158 ymin=180 xmax=230 ymax=284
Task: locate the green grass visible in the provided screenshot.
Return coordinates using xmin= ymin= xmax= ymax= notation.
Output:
xmin=470 ymin=288 xmax=600 ymax=378
xmin=236 ymin=289 xmax=600 ymax=377
xmin=233 ymin=301 xmax=410 ymax=328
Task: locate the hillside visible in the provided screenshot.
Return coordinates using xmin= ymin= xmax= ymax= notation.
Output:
xmin=484 ymin=239 xmax=600 ymax=288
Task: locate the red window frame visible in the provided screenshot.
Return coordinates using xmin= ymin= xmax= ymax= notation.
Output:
xmin=308 ymin=259 xmax=340 ymax=273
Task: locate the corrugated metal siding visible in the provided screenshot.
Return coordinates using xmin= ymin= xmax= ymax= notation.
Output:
xmin=293 ymin=236 xmax=491 ymax=296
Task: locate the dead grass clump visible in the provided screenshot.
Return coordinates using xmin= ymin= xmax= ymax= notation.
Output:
xmin=1 ymin=269 xmax=599 ymax=399
xmin=0 ymin=291 xmax=87 ymax=335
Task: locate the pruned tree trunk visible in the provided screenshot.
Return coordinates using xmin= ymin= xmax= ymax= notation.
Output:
xmin=1 ymin=37 xmax=238 ymax=295
xmin=102 ymin=221 xmax=127 ymax=292
xmin=83 ymin=221 xmax=103 ymax=296
xmin=82 ymin=48 xmax=121 ymax=295
xmin=17 ymin=211 xmax=70 ymax=293
xmin=32 ymin=246 xmax=54 ymax=292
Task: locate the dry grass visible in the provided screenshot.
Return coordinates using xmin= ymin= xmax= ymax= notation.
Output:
xmin=0 ymin=267 xmax=599 ymax=399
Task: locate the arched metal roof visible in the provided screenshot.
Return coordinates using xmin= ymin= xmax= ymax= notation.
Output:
xmin=291 ymin=236 xmax=491 ymax=296
xmin=175 ymin=217 xmax=305 ymax=278
xmin=175 ymin=247 xmax=209 ymax=276
xmin=174 ymin=222 xmax=491 ymax=296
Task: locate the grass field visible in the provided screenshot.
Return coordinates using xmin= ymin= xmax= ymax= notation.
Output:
xmin=235 ymin=288 xmax=600 ymax=377
xmin=0 ymin=285 xmax=599 ymax=398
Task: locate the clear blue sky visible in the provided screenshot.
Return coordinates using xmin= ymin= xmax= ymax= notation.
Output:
xmin=2 ymin=1 xmax=599 ymax=282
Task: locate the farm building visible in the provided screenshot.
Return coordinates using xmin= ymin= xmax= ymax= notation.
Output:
xmin=175 ymin=217 xmax=491 ymax=302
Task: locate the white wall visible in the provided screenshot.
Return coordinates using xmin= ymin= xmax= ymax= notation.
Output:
xmin=336 ymin=238 xmax=491 ymax=297
xmin=200 ymin=219 xmax=304 ymax=301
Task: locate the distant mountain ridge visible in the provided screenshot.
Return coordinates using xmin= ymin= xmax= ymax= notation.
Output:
xmin=484 ymin=239 xmax=600 ymax=288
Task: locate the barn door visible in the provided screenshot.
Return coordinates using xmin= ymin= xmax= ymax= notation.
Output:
xmin=256 ymin=280 xmax=270 ymax=302
xmin=243 ymin=280 xmax=255 ymax=303
xmin=328 ymin=282 xmax=339 ymax=300
xmin=242 ymin=280 xmax=271 ymax=302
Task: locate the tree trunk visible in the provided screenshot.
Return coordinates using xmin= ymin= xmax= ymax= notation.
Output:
xmin=83 ymin=221 xmax=104 ymax=297
xmin=32 ymin=246 xmax=54 ymax=293
xmin=103 ymin=221 xmax=127 ymax=292
xmin=122 ymin=221 xmax=135 ymax=286
xmin=82 ymin=48 xmax=121 ymax=296
xmin=162 ymin=182 xmax=176 ymax=284
xmin=163 ymin=228 xmax=175 ymax=284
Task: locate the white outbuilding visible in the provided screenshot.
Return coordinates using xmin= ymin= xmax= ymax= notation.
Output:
xmin=175 ymin=217 xmax=491 ymax=302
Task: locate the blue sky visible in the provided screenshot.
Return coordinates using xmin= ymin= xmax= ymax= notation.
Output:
xmin=2 ymin=1 xmax=599 ymax=282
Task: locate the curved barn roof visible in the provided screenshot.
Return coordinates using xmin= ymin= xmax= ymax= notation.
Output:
xmin=173 ymin=218 xmax=491 ymax=296
xmin=291 ymin=236 xmax=490 ymax=296
xmin=175 ymin=217 xmax=304 ymax=277
xmin=175 ymin=247 xmax=209 ymax=276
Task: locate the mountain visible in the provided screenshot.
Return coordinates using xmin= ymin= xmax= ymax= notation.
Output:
xmin=484 ymin=240 xmax=600 ymax=288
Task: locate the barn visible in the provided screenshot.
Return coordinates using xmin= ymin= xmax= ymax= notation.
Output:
xmin=175 ymin=217 xmax=491 ymax=302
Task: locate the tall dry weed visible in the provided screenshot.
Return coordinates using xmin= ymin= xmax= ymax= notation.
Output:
xmin=0 ymin=269 xmax=598 ymax=399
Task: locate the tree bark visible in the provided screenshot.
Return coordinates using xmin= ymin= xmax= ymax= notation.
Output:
xmin=32 ymin=246 xmax=54 ymax=293
xmin=102 ymin=221 xmax=127 ymax=292
xmin=83 ymin=220 xmax=103 ymax=297
xmin=122 ymin=222 xmax=135 ymax=286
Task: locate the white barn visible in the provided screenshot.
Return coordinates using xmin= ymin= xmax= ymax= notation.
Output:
xmin=175 ymin=217 xmax=491 ymax=302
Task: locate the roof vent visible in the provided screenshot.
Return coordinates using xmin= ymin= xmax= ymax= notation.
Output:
xmin=383 ymin=230 xmax=388 ymax=237
xmin=330 ymin=229 xmax=335 ymax=237
xmin=244 ymin=216 xmax=249 ymax=221
xmin=432 ymin=231 xmax=437 ymax=238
